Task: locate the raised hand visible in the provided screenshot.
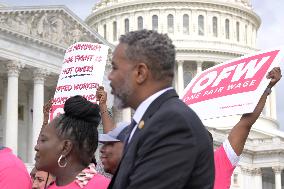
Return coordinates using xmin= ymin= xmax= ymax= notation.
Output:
xmin=267 ymin=67 xmax=282 ymax=88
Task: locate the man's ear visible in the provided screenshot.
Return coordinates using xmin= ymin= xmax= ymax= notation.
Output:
xmin=60 ymin=140 xmax=73 ymax=157
xmin=135 ymin=63 xmax=149 ymax=84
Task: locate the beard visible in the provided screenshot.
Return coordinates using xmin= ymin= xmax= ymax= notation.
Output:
xmin=112 ymin=76 xmax=133 ymax=109
xmin=113 ymin=95 xmax=126 ymax=109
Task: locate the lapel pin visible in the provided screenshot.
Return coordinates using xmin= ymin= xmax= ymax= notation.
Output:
xmin=138 ymin=120 xmax=145 ymax=129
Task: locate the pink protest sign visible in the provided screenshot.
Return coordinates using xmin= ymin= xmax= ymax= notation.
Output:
xmin=50 ymin=42 xmax=109 ymax=121
xmin=181 ymin=48 xmax=284 ymax=120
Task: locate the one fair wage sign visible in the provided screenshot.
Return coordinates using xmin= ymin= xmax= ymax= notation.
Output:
xmin=50 ymin=42 xmax=109 ymax=121
xmin=181 ymin=48 xmax=284 ymax=120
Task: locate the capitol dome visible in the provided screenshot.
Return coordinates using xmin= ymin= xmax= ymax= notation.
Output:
xmin=0 ymin=3 xmax=8 ymax=7
xmin=86 ymin=0 xmax=261 ymax=92
xmin=86 ymin=3 xmax=284 ymax=188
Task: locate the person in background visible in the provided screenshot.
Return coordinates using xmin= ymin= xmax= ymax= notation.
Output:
xmin=97 ymin=66 xmax=282 ymax=189
xmin=99 ymin=123 xmax=128 ymax=175
xmin=34 ymin=95 xmax=110 ymax=189
xmin=214 ymin=66 xmax=282 ymax=189
xmin=30 ymin=100 xmax=55 ymax=189
xmin=107 ymin=29 xmax=214 ymax=189
xmin=0 ymin=146 xmax=32 ymax=188
xmin=96 ymin=86 xmax=116 ymax=133
xmin=30 ymin=166 xmax=37 ymax=181
xmin=32 ymin=169 xmax=55 ymax=189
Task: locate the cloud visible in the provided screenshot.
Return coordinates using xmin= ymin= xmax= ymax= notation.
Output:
xmin=252 ymin=0 xmax=284 ymax=130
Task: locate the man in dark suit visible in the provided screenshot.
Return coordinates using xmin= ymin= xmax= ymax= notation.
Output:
xmin=107 ymin=29 xmax=215 ymax=189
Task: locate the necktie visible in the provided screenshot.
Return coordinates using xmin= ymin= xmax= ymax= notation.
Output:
xmin=123 ymin=119 xmax=136 ymax=151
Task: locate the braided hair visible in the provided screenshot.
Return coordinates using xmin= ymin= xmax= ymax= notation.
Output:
xmin=50 ymin=95 xmax=101 ymax=166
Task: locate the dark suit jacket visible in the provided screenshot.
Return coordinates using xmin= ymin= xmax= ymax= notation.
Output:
xmin=108 ymin=89 xmax=215 ymax=189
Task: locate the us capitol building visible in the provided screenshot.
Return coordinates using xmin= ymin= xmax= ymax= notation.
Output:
xmin=0 ymin=0 xmax=283 ymax=188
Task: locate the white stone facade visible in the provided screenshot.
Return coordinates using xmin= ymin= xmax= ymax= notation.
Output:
xmin=86 ymin=0 xmax=261 ymax=96
xmin=0 ymin=1 xmax=283 ymax=189
xmin=0 ymin=5 xmax=112 ymax=165
xmin=86 ymin=0 xmax=284 ymax=188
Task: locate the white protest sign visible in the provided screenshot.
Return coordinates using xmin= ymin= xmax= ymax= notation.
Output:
xmin=50 ymin=42 xmax=109 ymax=121
xmin=181 ymin=48 xmax=284 ymax=120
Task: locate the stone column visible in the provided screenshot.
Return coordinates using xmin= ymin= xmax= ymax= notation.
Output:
xmin=273 ymin=167 xmax=282 ymax=189
xmin=160 ymin=10 xmax=165 ymax=33
xmin=197 ymin=61 xmax=203 ymax=74
xmin=31 ymin=68 xmax=46 ymax=162
xmin=241 ymin=167 xmax=254 ymax=188
xmin=5 ymin=61 xmax=23 ymax=155
xmin=264 ymin=93 xmax=271 ymax=117
xmin=130 ymin=12 xmax=135 ymax=31
xmin=254 ymin=168 xmax=262 ymax=189
xmin=270 ymin=88 xmax=277 ymax=119
xmin=177 ymin=60 xmax=184 ymax=95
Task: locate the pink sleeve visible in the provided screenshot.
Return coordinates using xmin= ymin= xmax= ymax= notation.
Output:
xmin=0 ymin=167 xmax=32 ymax=189
xmin=214 ymin=145 xmax=235 ymax=189
xmin=94 ymin=174 xmax=110 ymax=189
xmin=85 ymin=174 xmax=110 ymax=189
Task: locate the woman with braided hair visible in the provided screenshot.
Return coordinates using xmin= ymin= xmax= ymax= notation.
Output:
xmin=34 ymin=95 xmax=110 ymax=189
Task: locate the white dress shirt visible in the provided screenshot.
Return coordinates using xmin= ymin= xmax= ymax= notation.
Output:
xmin=127 ymin=87 xmax=173 ymax=143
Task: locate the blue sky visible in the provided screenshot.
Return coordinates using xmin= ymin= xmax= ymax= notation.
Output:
xmin=2 ymin=0 xmax=284 ymax=130
xmin=251 ymin=0 xmax=284 ymax=130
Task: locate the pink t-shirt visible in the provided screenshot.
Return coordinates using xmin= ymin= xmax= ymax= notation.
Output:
xmin=48 ymin=173 xmax=110 ymax=189
xmin=0 ymin=147 xmax=32 ymax=189
xmin=214 ymin=145 xmax=235 ymax=189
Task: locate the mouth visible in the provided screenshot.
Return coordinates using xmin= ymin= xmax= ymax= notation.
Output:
xmin=110 ymin=84 xmax=114 ymax=94
xmin=100 ymin=154 xmax=108 ymax=159
xmin=34 ymin=154 xmax=40 ymax=161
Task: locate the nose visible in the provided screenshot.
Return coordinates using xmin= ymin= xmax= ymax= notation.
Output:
xmin=100 ymin=145 xmax=106 ymax=154
xmin=32 ymin=181 xmax=39 ymax=189
xmin=34 ymin=143 xmax=39 ymax=152
xmin=108 ymin=71 xmax=113 ymax=81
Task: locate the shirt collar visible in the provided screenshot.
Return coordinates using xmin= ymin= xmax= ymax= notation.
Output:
xmin=133 ymin=87 xmax=173 ymax=124
xmin=75 ymin=163 xmax=97 ymax=188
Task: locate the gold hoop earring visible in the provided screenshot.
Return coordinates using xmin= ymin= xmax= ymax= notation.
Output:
xmin=57 ymin=155 xmax=67 ymax=168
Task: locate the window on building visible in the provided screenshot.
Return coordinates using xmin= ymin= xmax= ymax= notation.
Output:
xmin=18 ymin=105 xmax=24 ymax=121
xmin=245 ymin=24 xmax=248 ymax=44
xmin=202 ymin=62 xmax=215 ymax=70
xmin=233 ymin=173 xmax=238 ymax=185
xmin=125 ymin=18 xmax=129 ymax=33
xmin=0 ymin=99 xmax=2 ymax=115
xmin=94 ymin=24 xmax=98 ymax=32
xmin=113 ymin=21 xmax=117 ymax=41
xmin=236 ymin=22 xmax=240 ymax=42
xmin=183 ymin=14 xmax=189 ymax=34
xmin=198 ymin=15 xmax=204 ymax=36
xmin=212 ymin=16 xmax=218 ymax=37
xmin=137 ymin=16 xmax=143 ymax=30
xmin=103 ymin=24 xmax=107 ymax=39
xmin=225 ymin=19 xmax=230 ymax=39
xmin=167 ymin=14 xmax=174 ymax=33
xmin=183 ymin=71 xmax=193 ymax=87
xmin=152 ymin=15 xmax=158 ymax=31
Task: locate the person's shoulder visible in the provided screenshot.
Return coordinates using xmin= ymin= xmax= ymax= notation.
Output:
xmin=0 ymin=148 xmax=31 ymax=188
xmin=214 ymin=144 xmax=234 ymax=169
xmin=94 ymin=173 xmax=110 ymax=182
xmin=0 ymin=166 xmax=32 ymax=189
xmin=0 ymin=148 xmax=26 ymax=170
xmin=88 ymin=173 xmax=110 ymax=188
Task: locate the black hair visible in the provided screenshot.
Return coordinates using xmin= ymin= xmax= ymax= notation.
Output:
xmin=44 ymin=172 xmax=49 ymax=189
xmin=119 ymin=29 xmax=176 ymax=81
xmin=50 ymin=95 xmax=101 ymax=166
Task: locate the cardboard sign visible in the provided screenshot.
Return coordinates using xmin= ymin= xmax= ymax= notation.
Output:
xmin=50 ymin=42 xmax=109 ymax=121
xmin=181 ymin=48 xmax=284 ymax=120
